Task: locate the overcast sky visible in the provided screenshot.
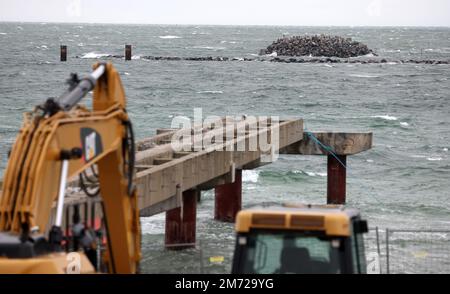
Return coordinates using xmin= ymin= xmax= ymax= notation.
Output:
xmin=1 ymin=0 xmax=449 ymax=26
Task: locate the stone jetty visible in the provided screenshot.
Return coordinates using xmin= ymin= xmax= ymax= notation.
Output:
xmin=74 ymin=55 xmax=449 ymax=65
xmin=261 ymin=35 xmax=374 ymax=58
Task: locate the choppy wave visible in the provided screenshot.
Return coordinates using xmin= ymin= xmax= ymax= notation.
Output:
xmin=197 ymin=90 xmax=223 ymax=94
xmin=192 ymin=46 xmax=226 ymax=51
xmin=243 ymin=170 xmax=259 ymax=183
xmin=0 ymin=33 xmax=7 ymax=35
xmin=159 ymin=35 xmax=181 ymax=39
xmin=427 ymin=157 xmax=443 ymax=161
xmin=410 ymin=155 xmax=427 ymax=159
xmin=303 ymin=171 xmax=327 ymax=177
xmin=372 ymin=115 xmax=398 ymax=121
xmin=400 ymin=122 xmax=409 ymax=127
xmin=349 ymin=74 xmax=380 ymax=78
xmin=81 ymin=52 xmax=112 ymax=59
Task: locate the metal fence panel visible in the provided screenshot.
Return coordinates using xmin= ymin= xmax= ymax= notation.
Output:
xmin=365 ymin=228 xmax=450 ymax=274
xmin=385 ymin=229 xmax=450 ymax=274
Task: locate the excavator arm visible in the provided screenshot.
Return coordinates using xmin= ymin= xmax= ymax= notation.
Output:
xmin=0 ymin=63 xmax=141 ymax=273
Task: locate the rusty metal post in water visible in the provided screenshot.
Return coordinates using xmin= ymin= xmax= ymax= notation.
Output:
xmin=60 ymin=45 xmax=67 ymax=62
xmin=125 ymin=45 xmax=132 ymax=61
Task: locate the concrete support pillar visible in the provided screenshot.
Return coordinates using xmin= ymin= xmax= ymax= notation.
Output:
xmin=214 ymin=169 xmax=242 ymax=222
xmin=165 ymin=189 xmax=197 ymax=249
xmin=327 ymin=155 xmax=347 ymax=204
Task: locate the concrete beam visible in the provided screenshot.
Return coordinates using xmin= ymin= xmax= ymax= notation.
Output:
xmin=135 ymin=119 xmax=304 ymax=216
xmin=281 ymin=132 xmax=372 ymax=155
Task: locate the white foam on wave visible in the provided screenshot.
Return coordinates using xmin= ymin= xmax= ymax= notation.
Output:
xmin=297 ymin=170 xmax=326 ymax=177
xmin=140 ymin=213 xmax=165 ymax=234
xmin=349 ymin=74 xmax=380 ymax=78
xmin=400 ymin=122 xmax=409 ymax=127
xmin=243 ymin=170 xmax=259 ymax=183
xmin=0 ymin=33 xmax=7 ymax=35
xmin=372 ymin=115 xmax=398 ymax=121
xmin=366 ymin=159 xmax=374 ymax=163
xmin=443 ymin=148 xmax=448 ymax=152
xmin=81 ymin=52 xmax=111 ymax=59
xmin=159 ymin=35 xmax=181 ymax=39
xmin=307 ymin=171 xmax=327 ymax=177
xmin=427 ymin=157 xmax=442 ymax=161
xmin=411 ymin=155 xmax=427 ymax=158
xmin=131 ymin=55 xmax=141 ymax=60
xmin=197 ymin=90 xmax=223 ymax=94
xmin=192 ymin=46 xmax=226 ymax=50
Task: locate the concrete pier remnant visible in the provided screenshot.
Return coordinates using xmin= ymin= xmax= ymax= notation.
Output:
xmin=282 ymin=131 xmax=372 ymax=204
xmin=59 ymin=119 xmax=373 ymax=250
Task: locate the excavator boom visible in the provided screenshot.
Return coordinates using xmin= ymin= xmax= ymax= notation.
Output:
xmin=0 ymin=63 xmax=141 ymax=273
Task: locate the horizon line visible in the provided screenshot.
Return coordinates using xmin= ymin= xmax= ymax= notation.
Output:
xmin=1 ymin=20 xmax=449 ymax=28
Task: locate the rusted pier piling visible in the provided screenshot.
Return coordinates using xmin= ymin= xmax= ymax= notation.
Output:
xmin=215 ymin=169 xmax=242 ymax=222
xmin=165 ymin=189 xmax=198 ymax=248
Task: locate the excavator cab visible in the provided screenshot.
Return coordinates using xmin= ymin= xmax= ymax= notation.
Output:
xmin=231 ymin=204 xmax=368 ymax=274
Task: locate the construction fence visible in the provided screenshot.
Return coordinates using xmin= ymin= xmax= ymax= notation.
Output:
xmin=365 ymin=228 xmax=450 ymax=274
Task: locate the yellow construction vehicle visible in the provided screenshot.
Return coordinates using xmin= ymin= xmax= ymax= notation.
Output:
xmin=231 ymin=204 xmax=368 ymax=274
xmin=0 ymin=63 xmax=141 ymax=273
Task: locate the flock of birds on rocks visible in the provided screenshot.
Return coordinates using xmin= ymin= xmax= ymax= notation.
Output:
xmin=261 ymin=35 xmax=374 ymax=58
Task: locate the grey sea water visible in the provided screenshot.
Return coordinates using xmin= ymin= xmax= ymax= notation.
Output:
xmin=0 ymin=23 xmax=449 ymax=273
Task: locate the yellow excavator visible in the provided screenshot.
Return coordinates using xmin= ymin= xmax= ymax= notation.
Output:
xmin=0 ymin=63 xmax=141 ymax=273
xmin=231 ymin=204 xmax=368 ymax=274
